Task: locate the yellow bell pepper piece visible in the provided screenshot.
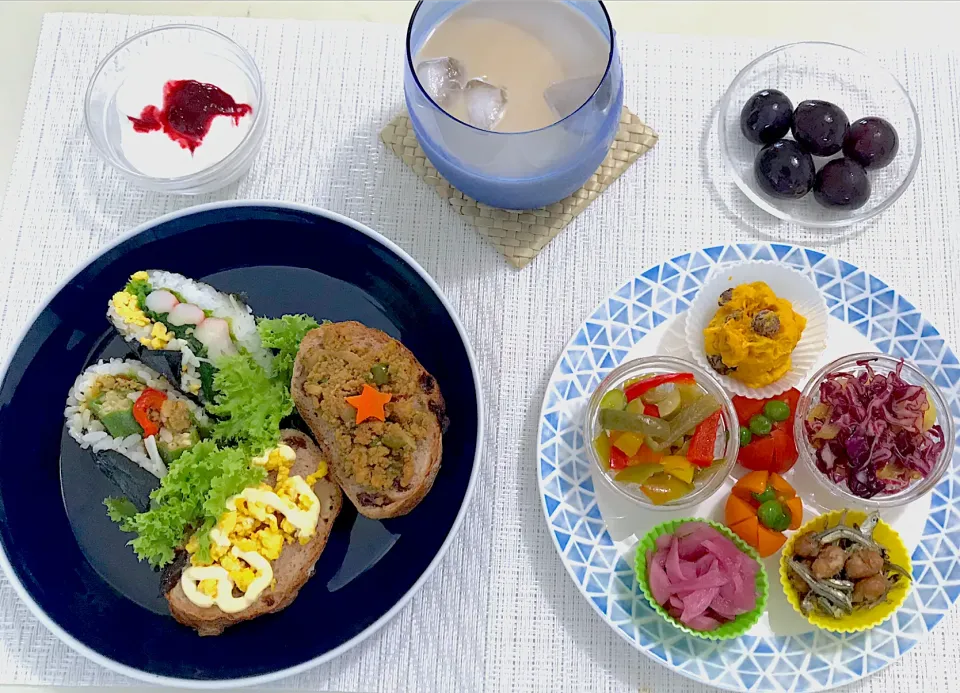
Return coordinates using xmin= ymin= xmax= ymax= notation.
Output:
xmin=611 ymin=431 xmax=645 ymax=457
xmin=660 ymin=455 xmax=695 ymax=484
xmin=641 ymin=472 xmax=693 ymax=505
xmin=923 ymin=391 xmax=937 ymax=431
xmin=593 ymin=433 xmax=612 ymax=469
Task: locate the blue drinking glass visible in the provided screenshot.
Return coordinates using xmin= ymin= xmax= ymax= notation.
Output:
xmin=404 ymin=0 xmax=623 ymax=210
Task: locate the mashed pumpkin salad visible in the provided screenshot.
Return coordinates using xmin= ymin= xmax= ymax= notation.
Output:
xmin=703 ymin=281 xmax=807 ymax=389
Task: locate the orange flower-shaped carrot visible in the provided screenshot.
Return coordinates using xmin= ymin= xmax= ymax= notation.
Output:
xmin=345 ymin=384 xmax=392 ymax=424
xmin=724 ymin=471 xmax=802 ymax=558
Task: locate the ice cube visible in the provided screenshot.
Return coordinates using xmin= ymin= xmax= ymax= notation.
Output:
xmin=464 ymin=78 xmax=508 ymax=131
xmin=543 ymin=75 xmax=602 ymax=120
xmin=415 ymin=57 xmax=465 ymax=109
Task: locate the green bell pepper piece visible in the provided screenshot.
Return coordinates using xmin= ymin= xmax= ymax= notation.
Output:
xmin=599 ymin=389 xmax=628 ymax=411
xmin=644 ymin=394 xmax=721 ymax=452
xmin=614 ymin=463 xmax=662 ymax=485
xmin=598 ymin=408 xmax=670 ymax=438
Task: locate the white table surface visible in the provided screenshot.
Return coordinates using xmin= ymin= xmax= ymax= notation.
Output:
xmin=1 ymin=3 xmax=960 ymax=693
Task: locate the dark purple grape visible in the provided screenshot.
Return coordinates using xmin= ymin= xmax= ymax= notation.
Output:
xmin=739 ymin=89 xmax=793 ymax=145
xmin=754 ymin=139 xmax=816 ymax=199
xmin=814 ymin=158 xmax=871 ymax=209
xmin=843 ymin=117 xmax=899 ymax=169
xmin=791 ymin=100 xmax=849 ymax=156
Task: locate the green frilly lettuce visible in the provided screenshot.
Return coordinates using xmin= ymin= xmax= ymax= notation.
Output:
xmin=103 ymin=313 xmax=320 ymax=568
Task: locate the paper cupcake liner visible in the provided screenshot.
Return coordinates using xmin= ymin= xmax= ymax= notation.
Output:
xmin=779 ymin=510 xmax=912 ymax=634
xmin=635 ymin=518 xmax=768 ymax=641
xmin=684 ymin=260 xmax=828 ymax=399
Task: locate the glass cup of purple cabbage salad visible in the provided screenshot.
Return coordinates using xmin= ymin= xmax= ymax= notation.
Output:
xmin=795 ymin=353 xmax=953 ymax=508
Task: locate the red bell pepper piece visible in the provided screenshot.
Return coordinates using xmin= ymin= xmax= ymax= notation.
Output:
xmin=133 ymin=388 xmax=167 ymax=438
xmin=624 ymin=373 xmax=695 ymax=402
xmin=609 ymin=446 xmax=629 ymax=470
xmin=687 ymin=409 xmax=721 ymax=467
xmin=643 ymin=403 xmax=660 ymax=418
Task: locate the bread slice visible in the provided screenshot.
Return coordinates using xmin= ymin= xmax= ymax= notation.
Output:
xmin=291 ymin=321 xmax=446 ymax=519
xmin=165 ymin=429 xmax=342 ymax=636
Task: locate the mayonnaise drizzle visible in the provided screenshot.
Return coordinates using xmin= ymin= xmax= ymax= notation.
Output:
xmin=179 ymin=443 xmax=324 ymax=612
xmin=181 ymin=547 xmax=273 ymax=613
xmin=233 ymin=478 xmax=320 ymax=538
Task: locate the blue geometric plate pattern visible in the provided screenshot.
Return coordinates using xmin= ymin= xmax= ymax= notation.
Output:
xmin=537 ymin=243 xmax=960 ymax=692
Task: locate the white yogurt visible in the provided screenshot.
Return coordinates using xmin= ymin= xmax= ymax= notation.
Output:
xmin=116 ymin=52 xmax=254 ymax=178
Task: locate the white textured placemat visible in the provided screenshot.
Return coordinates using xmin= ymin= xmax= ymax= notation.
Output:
xmin=0 ymin=12 xmax=959 ymax=692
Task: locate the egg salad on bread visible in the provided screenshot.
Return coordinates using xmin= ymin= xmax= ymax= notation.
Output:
xmin=166 ymin=430 xmax=342 ymax=635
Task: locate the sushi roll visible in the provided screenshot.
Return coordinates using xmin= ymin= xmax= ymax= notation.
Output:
xmin=64 ymin=359 xmax=212 ymax=509
xmin=107 ymin=270 xmax=270 ymax=401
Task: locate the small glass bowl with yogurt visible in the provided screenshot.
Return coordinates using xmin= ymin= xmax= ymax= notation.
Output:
xmin=84 ymin=25 xmax=267 ymax=195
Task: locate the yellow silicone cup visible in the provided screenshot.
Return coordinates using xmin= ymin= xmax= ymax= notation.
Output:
xmin=779 ymin=510 xmax=912 ymax=633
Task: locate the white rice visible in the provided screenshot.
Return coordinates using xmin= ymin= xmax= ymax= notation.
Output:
xmin=147 ymin=270 xmax=271 ymax=370
xmin=63 ymin=358 xmax=211 ymax=479
xmin=106 ymin=271 xmax=273 ymax=396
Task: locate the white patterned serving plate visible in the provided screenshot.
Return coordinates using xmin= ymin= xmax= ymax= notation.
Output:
xmin=537 ymin=242 xmax=960 ymax=692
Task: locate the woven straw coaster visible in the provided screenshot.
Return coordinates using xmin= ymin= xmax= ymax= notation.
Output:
xmin=380 ymin=107 xmax=658 ymax=268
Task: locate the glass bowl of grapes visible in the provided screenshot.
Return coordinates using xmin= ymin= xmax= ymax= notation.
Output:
xmin=719 ymin=41 xmax=921 ymax=228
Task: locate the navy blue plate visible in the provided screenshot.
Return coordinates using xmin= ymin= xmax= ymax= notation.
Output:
xmin=0 ymin=202 xmax=482 ymax=685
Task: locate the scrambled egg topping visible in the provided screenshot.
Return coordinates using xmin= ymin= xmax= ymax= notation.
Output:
xmin=110 ymin=285 xmax=173 ymax=349
xmin=111 ymin=291 xmax=150 ymax=328
xmin=181 ymin=444 xmax=328 ymax=612
xmin=131 ymin=270 xmax=149 ymax=282
xmin=703 ymin=281 xmax=807 ymax=388
xmin=142 ymin=321 xmax=173 ymax=350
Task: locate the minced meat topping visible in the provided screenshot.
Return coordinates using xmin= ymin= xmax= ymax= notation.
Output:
xmin=301 ymin=332 xmax=431 ymax=492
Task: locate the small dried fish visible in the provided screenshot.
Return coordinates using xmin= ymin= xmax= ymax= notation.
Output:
xmin=859 ymin=511 xmax=880 ymax=539
xmin=824 ymin=578 xmax=855 ymax=593
xmin=816 ymin=525 xmax=883 ymax=552
xmin=818 ymin=596 xmax=848 ymax=619
xmin=884 ymin=559 xmax=912 ymax=581
xmin=789 ymin=510 xmax=911 ymax=620
xmin=788 ymin=559 xmax=854 ymax=613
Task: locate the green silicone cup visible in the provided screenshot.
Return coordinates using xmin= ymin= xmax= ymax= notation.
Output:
xmin=635 ymin=518 xmax=769 ymax=641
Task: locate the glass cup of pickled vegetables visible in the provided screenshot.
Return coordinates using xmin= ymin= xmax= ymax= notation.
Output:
xmin=586 ymin=356 xmax=740 ymax=509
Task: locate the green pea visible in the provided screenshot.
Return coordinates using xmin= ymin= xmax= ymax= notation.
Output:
xmin=600 ymin=389 xmax=628 ymax=411
xmin=749 ymin=414 xmax=772 ymax=436
xmin=739 ymin=426 xmax=753 ymax=446
xmin=763 ymin=399 xmax=790 ymax=422
xmin=370 ymin=363 xmax=390 ymax=386
xmin=752 ymin=487 xmax=776 ymax=505
xmin=757 ymin=499 xmax=790 ymax=532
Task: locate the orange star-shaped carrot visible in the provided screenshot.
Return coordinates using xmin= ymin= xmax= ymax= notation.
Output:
xmin=345 ymin=384 xmax=392 ymax=424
